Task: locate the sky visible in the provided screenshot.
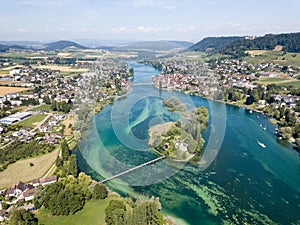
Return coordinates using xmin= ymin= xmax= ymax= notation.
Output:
xmin=0 ymin=0 xmax=300 ymax=42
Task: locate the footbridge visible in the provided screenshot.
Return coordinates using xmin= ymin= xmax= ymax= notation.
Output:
xmin=98 ymin=155 xmax=166 ymax=184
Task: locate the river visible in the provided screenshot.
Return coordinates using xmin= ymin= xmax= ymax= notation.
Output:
xmin=77 ymin=62 xmax=300 ymax=225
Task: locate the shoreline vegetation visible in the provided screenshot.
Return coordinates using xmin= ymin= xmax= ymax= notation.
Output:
xmin=149 ymin=58 xmax=300 ymax=151
xmin=148 ymin=97 xmax=208 ymax=162
xmin=60 ymin=65 xmax=177 ymax=225
xmin=152 ymin=84 xmax=299 ymax=147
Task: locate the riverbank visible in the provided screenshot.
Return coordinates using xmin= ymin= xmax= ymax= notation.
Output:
xmin=78 ymin=62 xmax=300 ymax=225
xmin=152 ymin=85 xmax=300 ymax=148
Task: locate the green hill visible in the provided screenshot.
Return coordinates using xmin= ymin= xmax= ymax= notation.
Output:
xmin=0 ymin=44 xmax=26 ymax=52
xmin=0 ymin=44 xmax=9 ymax=52
xmin=188 ymin=36 xmax=243 ymax=52
xmin=218 ymin=32 xmax=300 ymax=57
xmin=45 ymin=40 xmax=88 ymax=51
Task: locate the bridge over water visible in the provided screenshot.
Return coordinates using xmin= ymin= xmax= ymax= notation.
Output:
xmin=98 ymin=155 xmax=166 ymax=184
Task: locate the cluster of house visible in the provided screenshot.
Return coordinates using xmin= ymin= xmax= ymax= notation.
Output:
xmin=75 ymin=59 xmax=132 ymax=104
xmin=0 ymin=67 xmax=78 ymax=111
xmin=1 ymin=67 xmax=60 ymax=84
xmin=0 ymin=58 xmax=134 ymax=145
xmin=38 ymin=114 xmax=66 ymax=134
xmin=0 ymin=113 xmax=66 ymax=145
xmin=212 ymin=59 xmax=297 ymax=77
xmin=152 ymin=73 xmax=219 ymax=97
xmin=152 ymin=59 xmax=300 ymax=122
xmin=0 ymin=176 xmax=57 ymax=221
xmin=0 ymin=92 xmax=43 ymax=108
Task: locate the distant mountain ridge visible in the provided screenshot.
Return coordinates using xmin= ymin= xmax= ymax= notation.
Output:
xmin=0 ymin=44 xmax=26 ymax=52
xmin=0 ymin=41 xmax=42 ymax=46
xmin=45 ymin=40 xmax=88 ymax=50
xmin=167 ymin=40 xmax=194 ymax=48
xmin=113 ymin=40 xmax=192 ymax=52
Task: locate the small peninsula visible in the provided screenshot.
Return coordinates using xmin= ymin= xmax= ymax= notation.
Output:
xmin=148 ymin=97 xmax=209 ymax=161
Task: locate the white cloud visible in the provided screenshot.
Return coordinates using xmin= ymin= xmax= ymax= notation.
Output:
xmin=110 ymin=26 xmax=170 ymax=34
xmin=18 ymin=28 xmax=29 ymax=32
xmin=177 ymin=25 xmax=195 ymax=32
xmin=134 ymin=26 xmax=170 ymax=33
xmin=227 ymin=22 xmax=241 ymax=28
xmin=14 ymin=0 xmax=81 ymax=8
xmin=131 ymin=0 xmax=178 ymax=9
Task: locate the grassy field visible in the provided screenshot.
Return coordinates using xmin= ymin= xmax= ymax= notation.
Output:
xmin=0 ymin=148 xmax=59 ymax=188
xmin=0 ymin=70 xmax=9 ymax=75
xmin=32 ymin=104 xmax=52 ymax=111
xmin=17 ymin=114 xmax=48 ymax=128
xmin=243 ymin=51 xmax=300 ymax=67
xmin=60 ymin=71 xmax=81 ymax=76
xmin=34 ymin=65 xmax=88 ymax=73
xmin=36 ymin=194 xmax=120 ymax=225
xmin=258 ymin=77 xmax=291 ymax=83
xmin=61 ymin=115 xmax=74 ymax=136
xmin=279 ymin=81 xmax=300 ymax=88
xmin=0 ymin=86 xmax=30 ymax=95
xmin=245 ymin=50 xmax=267 ymax=56
xmin=256 ymin=77 xmax=300 ymax=87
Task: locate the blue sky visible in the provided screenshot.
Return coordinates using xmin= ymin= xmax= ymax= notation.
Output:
xmin=1 ymin=0 xmax=300 ymax=42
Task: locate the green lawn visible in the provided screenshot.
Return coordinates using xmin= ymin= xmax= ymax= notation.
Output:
xmin=243 ymin=51 xmax=300 ymax=67
xmin=32 ymin=104 xmax=52 ymax=111
xmin=60 ymin=71 xmax=80 ymax=76
xmin=256 ymin=77 xmax=300 ymax=88
xmin=36 ymin=194 xmax=120 ymax=225
xmin=258 ymin=77 xmax=290 ymax=83
xmin=17 ymin=114 xmax=48 ymax=128
xmin=279 ymin=81 xmax=300 ymax=88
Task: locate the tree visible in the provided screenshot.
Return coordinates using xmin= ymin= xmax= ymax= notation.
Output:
xmin=293 ymin=124 xmax=300 ymax=139
xmin=62 ymin=155 xmax=78 ymax=177
xmin=93 ymin=184 xmax=108 ymax=199
xmin=61 ymin=139 xmax=70 ymax=161
xmin=35 ymin=178 xmax=86 ymax=216
xmin=9 ymin=209 xmax=38 ymax=225
xmin=245 ymin=95 xmax=254 ymax=105
xmin=105 ymin=200 xmax=126 ymax=225
xmin=295 ymin=138 xmax=300 ymax=149
xmin=129 ymin=67 xmax=134 ymax=75
xmin=78 ymin=172 xmax=92 ymax=199
xmin=1 ymin=201 xmax=8 ymax=210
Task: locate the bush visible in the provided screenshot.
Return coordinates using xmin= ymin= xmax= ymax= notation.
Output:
xmin=93 ymin=184 xmax=108 ymax=199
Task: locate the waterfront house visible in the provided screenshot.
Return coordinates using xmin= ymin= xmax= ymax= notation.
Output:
xmin=32 ymin=175 xmax=58 ymax=187
xmin=0 ymin=210 xmax=8 ymax=222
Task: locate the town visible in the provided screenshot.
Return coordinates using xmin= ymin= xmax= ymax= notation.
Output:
xmin=151 ymin=57 xmax=300 ymax=146
xmin=0 ymin=55 xmax=133 ymax=222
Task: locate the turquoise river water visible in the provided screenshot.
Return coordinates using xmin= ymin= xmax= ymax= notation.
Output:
xmin=77 ymin=62 xmax=300 ymax=225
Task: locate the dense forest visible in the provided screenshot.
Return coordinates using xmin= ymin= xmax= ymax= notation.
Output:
xmin=219 ymin=32 xmax=300 ymax=57
xmin=189 ymin=32 xmax=300 ymax=58
xmin=188 ymin=36 xmax=243 ymax=52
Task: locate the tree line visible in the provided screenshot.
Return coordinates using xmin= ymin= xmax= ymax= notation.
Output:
xmin=219 ymin=32 xmax=300 ymax=58
xmin=105 ymin=197 xmax=165 ymax=225
xmin=0 ymin=140 xmax=55 ymax=172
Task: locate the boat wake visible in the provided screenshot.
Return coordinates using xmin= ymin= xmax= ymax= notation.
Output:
xmin=257 ymin=140 xmax=267 ymax=148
